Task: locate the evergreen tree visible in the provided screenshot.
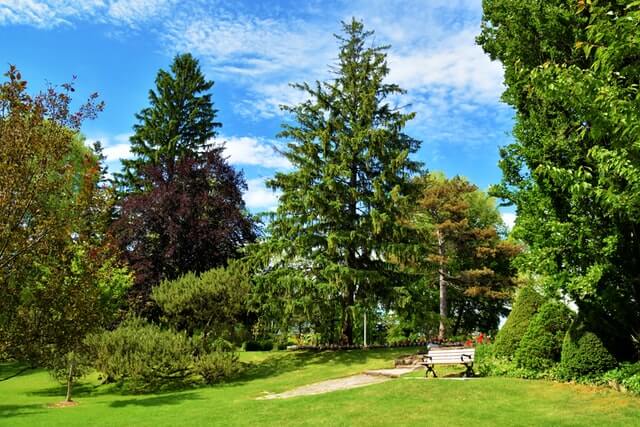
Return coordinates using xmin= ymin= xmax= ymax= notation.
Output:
xmin=115 ymin=53 xmax=221 ymax=192
xmin=112 ymin=54 xmax=255 ymax=315
xmin=252 ymin=20 xmax=421 ymax=345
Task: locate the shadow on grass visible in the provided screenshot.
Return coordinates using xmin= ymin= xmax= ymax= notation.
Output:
xmin=27 ymin=381 xmax=113 ymax=399
xmin=0 ymin=361 xmax=36 ymax=382
xmin=0 ymin=403 xmax=47 ymax=419
xmin=109 ymin=391 xmax=202 ymax=408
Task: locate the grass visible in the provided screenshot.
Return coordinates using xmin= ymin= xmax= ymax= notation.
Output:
xmin=1 ymin=348 xmax=639 ymax=426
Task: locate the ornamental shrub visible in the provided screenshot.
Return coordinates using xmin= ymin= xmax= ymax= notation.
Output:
xmin=558 ymin=318 xmax=617 ymax=380
xmin=603 ymin=362 xmax=640 ymax=394
xmin=493 ymin=285 xmax=545 ymax=358
xmin=514 ymin=301 xmax=574 ymax=371
xmin=86 ymin=318 xmax=240 ymax=390
xmin=152 ymin=260 xmax=251 ymax=342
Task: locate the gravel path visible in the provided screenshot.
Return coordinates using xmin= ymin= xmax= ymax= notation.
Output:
xmin=257 ymin=367 xmax=417 ymax=400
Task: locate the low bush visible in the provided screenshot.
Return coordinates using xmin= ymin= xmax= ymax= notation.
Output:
xmin=493 ymin=285 xmax=545 ymax=359
xmin=557 ymin=319 xmax=617 ymax=380
xmin=474 ymin=343 xmax=542 ymax=379
xmin=195 ymin=351 xmax=239 ymax=384
xmin=603 ymin=363 xmax=640 ymax=394
xmin=514 ymin=301 xmax=574 ymax=371
xmin=86 ymin=318 xmax=240 ymax=390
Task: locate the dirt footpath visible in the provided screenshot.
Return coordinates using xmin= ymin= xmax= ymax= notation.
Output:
xmin=257 ymin=367 xmax=417 ymax=400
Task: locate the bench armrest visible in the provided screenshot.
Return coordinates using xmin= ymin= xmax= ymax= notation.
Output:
xmin=460 ymin=354 xmax=472 ymax=362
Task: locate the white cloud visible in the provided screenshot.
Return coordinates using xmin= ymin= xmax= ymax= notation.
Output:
xmin=86 ymin=133 xmax=132 ymax=162
xmin=387 ymin=29 xmax=504 ymax=104
xmin=501 ymin=212 xmax=516 ymax=230
xmin=244 ymin=177 xmax=280 ymax=211
xmin=221 ymin=135 xmax=291 ymax=170
xmin=107 ymin=0 xmax=174 ymax=26
xmin=0 ymin=0 xmax=171 ymax=28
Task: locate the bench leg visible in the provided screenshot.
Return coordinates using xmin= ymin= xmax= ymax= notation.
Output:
xmin=463 ymin=363 xmax=474 ymax=378
xmin=424 ymin=365 xmax=437 ymax=378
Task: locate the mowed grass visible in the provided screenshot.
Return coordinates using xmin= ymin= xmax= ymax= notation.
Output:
xmin=1 ymin=348 xmax=639 ymax=427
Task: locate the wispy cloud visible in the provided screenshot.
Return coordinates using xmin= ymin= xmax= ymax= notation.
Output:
xmin=0 ymin=0 xmax=173 ymax=29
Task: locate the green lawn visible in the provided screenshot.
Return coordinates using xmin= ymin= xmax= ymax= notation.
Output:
xmin=1 ymin=349 xmax=639 ymax=426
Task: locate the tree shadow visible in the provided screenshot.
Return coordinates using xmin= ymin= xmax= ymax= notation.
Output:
xmin=27 ymin=381 xmax=113 ymax=399
xmin=0 ymin=361 xmax=36 ymax=382
xmin=0 ymin=403 xmax=47 ymax=419
xmin=109 ymin=391 xmax=202 ymax=408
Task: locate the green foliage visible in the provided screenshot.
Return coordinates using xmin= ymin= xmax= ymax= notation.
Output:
xmin=515 ymin=301 xmax=574 ymax=371
xmin=603 ymin=363 xmax=640 ymax=394
xmin=478 ymin=0 xmax=640 ymax=358
xmin=558 ymin=319 xmax=617 ymax=380
xmin=152 ymin=260 xmax=251 ymax=342
xmin=473 ymin=343 xmax=541 ymax=379
xmin=194 ymin=351 xmax=239 ymax=385
xmin=406 ymin=173 xmax=520 ymax=339
xmin=87 ymin=318 xmax=240 ymax=390
xmin=116 ymin=53 xmax=220 ymax=193
xmin=251 ymin=19 xmax=422 ymax=345
xmin=492 ymin=285 xmax=545 ymax=358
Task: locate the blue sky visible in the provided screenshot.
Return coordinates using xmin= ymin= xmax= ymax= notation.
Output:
xmin=0 ymin=0 xmax=516 ymax=226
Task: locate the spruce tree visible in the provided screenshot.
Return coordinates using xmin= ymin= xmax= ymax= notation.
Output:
xmin=116 ymin=53 xmax=221 ymax=192
xmin=254 ymin=20 xmax=421 ymax=345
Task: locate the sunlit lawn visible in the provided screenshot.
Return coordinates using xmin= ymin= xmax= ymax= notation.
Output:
xmin=1 ymin=348 xmax=639 ymax=426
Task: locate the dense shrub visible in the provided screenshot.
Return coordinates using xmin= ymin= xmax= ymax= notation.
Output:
xmin=152 ymin=260 xmax=251 ymax=342
xmin=557 ymin=319 xmax=617 ymax=380
xmin=493 ymin=285 xmax=545 ymax=358
xmin=194 ymin=351 xmax=239 ymax=384
xmin=86 ymin=318 xmax=239 ymax=390
xmin=474 ymin=343 xmax=540 ymax=379
xmin=603 ymin=363 xmax=640 ymax=394
xmin=514 ymin=301 xmax=574 ymax=371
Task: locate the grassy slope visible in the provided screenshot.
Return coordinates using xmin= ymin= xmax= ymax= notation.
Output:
xmin=1 ymin=348 xmax=639 ymax=427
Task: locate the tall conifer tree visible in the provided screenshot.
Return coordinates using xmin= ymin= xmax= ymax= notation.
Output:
xmin=254 ymin=20 xmax=421 ymax=345
xmin=115 ymin=53 xmax=221 ymax=192
xmin=112 ymin=54 xmax=254 ymax=315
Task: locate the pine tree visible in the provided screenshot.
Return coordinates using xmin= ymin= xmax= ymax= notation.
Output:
xmin=253 ymin=20 xmax=422 ymax=345
xmin=115 ymin=53 xmax=221 ymax=192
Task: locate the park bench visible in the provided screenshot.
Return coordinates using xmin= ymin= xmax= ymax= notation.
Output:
xmin=421 ymin=347 xmax=475 ymax=378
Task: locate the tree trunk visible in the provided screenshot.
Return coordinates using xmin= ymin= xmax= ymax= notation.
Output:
xmin=341 ymin=286 xmax=355 ymax=345
xmin=65 ymin=361 xmax=74 ymax=402
xmin=437 ymin=230 xmax=447 ymax=341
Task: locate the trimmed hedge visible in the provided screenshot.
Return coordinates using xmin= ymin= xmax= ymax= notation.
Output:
xmin=514 ymin=301 xmax=574 ymax=371
xmin=558 ymin=318 xmax=617 ymax=380
xmin=493 ymin=285 xmax=545 ymax=358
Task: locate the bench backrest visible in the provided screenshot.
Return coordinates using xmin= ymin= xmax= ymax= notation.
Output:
xmin=425 ymin=348 xmax=475 ymax=363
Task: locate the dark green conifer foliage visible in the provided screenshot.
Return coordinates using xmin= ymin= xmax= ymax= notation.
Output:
xmin=559 ymin=317 xmax=617 ymax=379
xmin=515 ymin=301 xmax=574 ymax=371
xmin=253 ymin=19 xmax=422 ymax=345
xmin=492 ymin=285 xmax=545 ymax=358
xmin=116 ymin=53 xmax=221 ymax=192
